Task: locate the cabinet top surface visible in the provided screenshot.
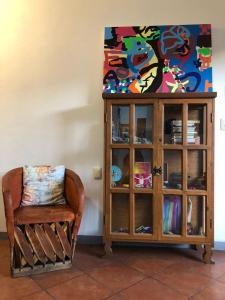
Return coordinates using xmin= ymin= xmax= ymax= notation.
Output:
xmin=102 ymin=92 xmax=217 ymax=100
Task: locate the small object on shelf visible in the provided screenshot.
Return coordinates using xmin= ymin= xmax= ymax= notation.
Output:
xmin=112 ymin=136 xmax=129 ymax=143
xmin=135 ymin=225 xmax=152 ymax=234
xmin=187 ymin=222 xmax=193 ymax=235
xmin=134 ymin=162 xmax=152 ymax=188
xmin=122 ymin=184 xmax=129 ymax=188
xmin=117 ymin=227 xmax=129 ymax=233
xmin=134 ymin=136 xmax=151 ymax=144
xmin=111 ymin=165 xmax=122 ymax=186
xmin=168 ymin=172 xmax=182 ymax=189
xmin=189 ymin=174 xmax=206 ymax=190
xmin=187 ymin=196 xmax=192 ymax=223
xmin=163 ymin=180 xmax=169 ymax=188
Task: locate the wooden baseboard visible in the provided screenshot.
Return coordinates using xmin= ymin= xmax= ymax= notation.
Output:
xmin=0 ymin=232 xmax=224 ymax=250
xmin=0 ymin=232 xmax=103 ymax=244
xmin=0 ymin=232 xmax=8 ymax=240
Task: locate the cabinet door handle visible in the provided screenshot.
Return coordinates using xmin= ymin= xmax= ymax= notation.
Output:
xmin=152 ymin=166 xmax=162 ymax=176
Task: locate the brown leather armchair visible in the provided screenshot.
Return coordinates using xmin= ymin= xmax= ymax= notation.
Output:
xmin=2 ymin=167 xmax=84 ymax=277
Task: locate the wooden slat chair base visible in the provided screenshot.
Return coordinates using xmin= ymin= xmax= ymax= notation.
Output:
xmin=2 ymin=168 xmax=84 ymax=277
xmin=12 ymin=222 xmax=74 ymax=277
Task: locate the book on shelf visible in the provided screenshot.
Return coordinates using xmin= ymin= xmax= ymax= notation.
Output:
xmin=163 ymin=196 xmax=181 ymax=234
xmin=170 ymin=119 xmax=200 ymax=144
xmin=134 ymin=162 xmax=152 ymax=188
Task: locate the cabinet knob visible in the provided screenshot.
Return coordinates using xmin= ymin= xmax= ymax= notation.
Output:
xmin=152 ymin=166 xmax=162 ymax=176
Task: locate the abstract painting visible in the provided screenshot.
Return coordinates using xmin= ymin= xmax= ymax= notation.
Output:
xmin=103 ymin=24 xmax=212 ymax=94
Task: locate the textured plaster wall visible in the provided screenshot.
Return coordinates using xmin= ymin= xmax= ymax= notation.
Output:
xmin=0 ymin=0 xmax=225 ymax=241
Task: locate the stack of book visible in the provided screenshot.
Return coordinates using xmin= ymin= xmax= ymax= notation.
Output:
xmin=170 ymin=120 xmax=200 ymax=144
xmin=163 ymin=196 xmax=181 ymax=235
xmin=171 ymin=120 xmax=182 ymax=144
xmin=187 ymin=120 xmax=200 ymax=144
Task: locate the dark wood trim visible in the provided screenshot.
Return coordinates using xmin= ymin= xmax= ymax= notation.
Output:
xmin=102 ymin=92 xmax=217 ymax=100
xmin=0 ymin=232 xmax=8 ymax=240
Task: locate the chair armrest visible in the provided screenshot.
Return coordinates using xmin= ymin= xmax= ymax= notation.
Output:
xmin=2 ymin=191 xmax=15 ymax=246
xmin=64 ymin=169 xmax=84 ymax=240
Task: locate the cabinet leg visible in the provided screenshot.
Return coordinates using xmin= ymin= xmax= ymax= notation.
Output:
xmin=202 ymin=244 xmax=215 ymax=264
xmin=103 ymin=240 xmax=113 ymax=257
xmin=191 ymin=244 xmax=203 ymax=251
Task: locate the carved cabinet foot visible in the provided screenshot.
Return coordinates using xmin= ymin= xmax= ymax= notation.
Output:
xmin=202 ymin=244 xmax=215 ymax=264
xmin=103 ymin=240 xmax=113 ymax=257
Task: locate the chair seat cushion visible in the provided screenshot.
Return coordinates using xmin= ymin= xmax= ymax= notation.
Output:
xmin=14 ymin=205 xmax=75 ymax=224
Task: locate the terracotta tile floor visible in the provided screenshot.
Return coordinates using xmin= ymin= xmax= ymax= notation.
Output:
xmin=1 ymin=240 xmax=225 ymax=300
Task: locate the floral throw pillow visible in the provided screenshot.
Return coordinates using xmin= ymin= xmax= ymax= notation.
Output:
xmin=21 ymin=165 xmax=66 ymax=206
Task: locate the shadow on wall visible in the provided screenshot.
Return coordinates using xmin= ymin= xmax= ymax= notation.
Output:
xmin=0 ymin=101 xmax=104 ymax=235
xmin=58 ymin=102 xmax=104 ymax=235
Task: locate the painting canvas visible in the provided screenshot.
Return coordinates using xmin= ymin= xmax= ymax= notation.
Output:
xmin=103 ymin=24 xmax=212 ymax=94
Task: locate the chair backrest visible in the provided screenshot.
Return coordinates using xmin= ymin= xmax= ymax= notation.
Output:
xmin=2 ymin=167 xmax=81 ymax=210
xmin=2 ymin=167 xmax=23 ymax=210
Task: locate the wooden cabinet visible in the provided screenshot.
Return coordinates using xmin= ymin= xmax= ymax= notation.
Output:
xmin=103 ymin=93 xmax=216 ymax=263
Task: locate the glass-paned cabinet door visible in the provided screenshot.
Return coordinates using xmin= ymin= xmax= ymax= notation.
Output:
xmin=111 ymin=193 xmax=129 ymax=233
xmin=112 ymin=149 xmax=129 ymax=188
xmin=112 ymin=105 xmax=129 ymax=144
xmin=163 ymin=150 xmax=182 ymax=189
xmin=163 ymin=195 xmax=182 ymax=235
xmin=187 ymin=104 xmax=207 ymax=144
xmin=187 ymin=150 xmax=207 ymax=190
xmin=135 ymin=105 xmax=153 ymax=144
xmin=134 ymin=149 xmax=153 ymax=189
xmin=135 ymin=194 xmax=153 ymax=234
xmin=187 ymin=196 xmax=206 ymax=236
xmin=164 ymin=105 xmax=183 ymax=144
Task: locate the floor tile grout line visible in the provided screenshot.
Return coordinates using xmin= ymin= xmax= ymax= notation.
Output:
xmin=101 ymin=277 xmax=148 ymax=300
xmin=82 ymin=264 xmax=148 ymax=297
xmin=80 ymin=268 xmax=119 ymax=295
xmin=30 ymin=268 xmax=85 ymax=292
xmin=187 ymin=278 xmax=225 ymax=299
xmin=35 ymin=272 xmax=85 ymax=291
xmin=141 ymin=258 xmax=225 ymax=281
xmin=102 ymin=253 xmax=182 ymax=277
xmin=44 ymin=288 xmax=57 ymax=300
xmin=116 ymin=257 xmax=186 ymax=278
xmin=153 ymin=273 xmax=218 ymax=299
xmin=177 ymin=263 xmax=225 ymax=281
xmin=16 ymin=286 xmax=56 ymax=300
xmin=151 ymin=275 xmax=191 ymax=298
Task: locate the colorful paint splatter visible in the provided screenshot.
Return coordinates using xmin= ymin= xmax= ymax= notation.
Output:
xmin=103 ymin=24 xmax=212 ymax=93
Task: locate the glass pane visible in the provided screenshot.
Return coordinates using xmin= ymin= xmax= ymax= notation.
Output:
xmin=187 ymin=150 xmax=207 ymax=190
xmin=112 ymin=105 xmax=129 ymax=144
xmin=112 ymin=194 xmax=129 ymax=233
xmin=164 ymin=150 xmax=182 ymax=189
xmin=134 ymin=149 xmax=152 ymax=188
xmin=164 ymin=105 xmax=183 ymax=144
xmin=188 ymin=104 xmax=206 ymax=144
xmin=135 ymin=105 xmax=153 ymax=144
xmin=135 ymin=194 xmax=153 ymax=234
xmin=187 ymin=196 xmax=206 ymax=236
xmin=112 ymin=149 xmax=129 ymax=188
xmin=163 ymin=195 xmax=182 ymax=235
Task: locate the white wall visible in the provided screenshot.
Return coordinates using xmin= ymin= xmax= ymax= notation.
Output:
xmin=0 ymin=0 xmax=224 ymax=241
